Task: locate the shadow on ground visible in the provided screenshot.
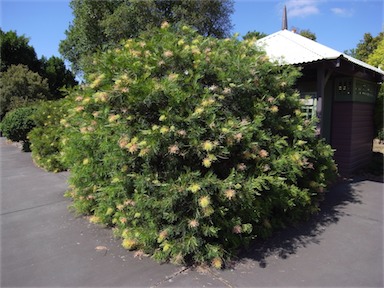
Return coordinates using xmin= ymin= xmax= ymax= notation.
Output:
xmin=236 ymin=179 xmax=364 ymax=268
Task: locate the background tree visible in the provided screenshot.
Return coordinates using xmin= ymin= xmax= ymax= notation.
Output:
xmin=0 ymin=29 xmax=41 ymax=72
xmin=365 ymin=37 xmax=384 ymax=140
xmin=298 ymin=29 xmax=316 ymax=41
xmin=242 ymin=28 xmax=315 ymax=42
xmin=40 ymin=56 xmax=78 ymax=99
xmin=59 ymin=0 xmax=234 ymax=73
xmin=366 ymin=38 xmax=384 ymax=69
xmin=345 ymin=32 xmax=384 ymax=61
xmin=0 ymin=29 xmax=77 ymax=99
xmin=0 ymin=64 xmax=51 ymax=119
xmin=291 ymin=27 xmax=317 ymax=41
xmin=242 ymin=31 xmax=267 ymax=41
xmin=59 ymin=0 xmax=117 ymax=73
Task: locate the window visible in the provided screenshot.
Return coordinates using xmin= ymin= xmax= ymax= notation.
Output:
xmin=300 ymin=92 xmax=317 ymax=120
xmin=355 ymin=79 xmax=375 ymax=99
xmin=334 ymin=77 xmax=376 ymax=103
xmin=336 ymin=78 xmax=353 ymax=97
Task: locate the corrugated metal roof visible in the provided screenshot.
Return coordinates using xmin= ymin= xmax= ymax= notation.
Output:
xmin=256 ymin=29 xmax=384 ymax=76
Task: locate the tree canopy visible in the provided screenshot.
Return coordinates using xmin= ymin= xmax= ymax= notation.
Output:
xmin=40 ymin=56 xmax=78 ymax=99
xmin=59 ymin=0 xmax=234 ymax=73
xmin=242 ymin=31 xmax=267 ymax=41
xmin=0 ymin=29 xmax=41 ymax=73
xmin=366 ymin=38 xmax=384 ymax=69
xmin=242 ymin=28 xmax=316 ymax=42
xmin=0 ymin=65 xmax=51 ymax=119
xmin=346 ymin=32 xmax=384 ymax=62
xmin=297 ymin=29 xmax=316 ymax=41
xmin=0 ymin=29 xmax=77 ymax=101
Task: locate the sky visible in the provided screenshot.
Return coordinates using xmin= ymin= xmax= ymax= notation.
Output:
xmin=0 ymin=0 xmax=383 ymax=62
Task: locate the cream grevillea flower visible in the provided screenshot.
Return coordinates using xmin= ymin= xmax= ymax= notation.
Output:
xmin=270 ymin=105 xmax=279 ymax=113
xmin=161 ymin=21 xmax=170 ymax=29
xmin=177 ymin=130 xmax=187 ymax=137
xmin=188 ymin=184 xmax=201 ymax=193
xmin=211 ymin=257 xmax=223 ymax=269
xmin=232 ymin=225 xmax=242 ymax=234
xmin=199 ymin=196 xmax=211 ymax=208
xmin=108 ymin=114 xmax=120 ymax=123
xmin=74 ymin=106 xmax=84 ymax=112
xmin=90 ymin=74 xmax=105 ymax=89
xmin=202 ymin=140 xmax=214 ymax=151
xmin=168 ymin=73 xmax=178 ymax=81
xmin=188 ymin=219 xmax=199 ymax=228
xmin=202 ymin=158 xmax=212 ymax=168
xmin=163 ymin=50 xmax=173 ymax=58
xmin=158 ymin=230 xmax=168 ymax=242
xmin=258 ymin=149 xmax=269 ymax=158
xmin=234 ymin=133 xmax=243 ymax=142
xmin=118 ymin=137 xmax=129 ymax=149
xmin=224 ymin=189 xmax=236 ymax=200
xmin=168 ymin=144 xmax=180 ymax=155
xmin=237 ymin=163 xmax=247 ymax=171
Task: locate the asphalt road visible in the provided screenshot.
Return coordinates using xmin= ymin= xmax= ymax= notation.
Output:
xmin=1 ymin=137 xmax=383 ymax=287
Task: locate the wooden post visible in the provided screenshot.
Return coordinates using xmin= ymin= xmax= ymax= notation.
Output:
xmin=317 ymin=65 xmax=325 ymax=136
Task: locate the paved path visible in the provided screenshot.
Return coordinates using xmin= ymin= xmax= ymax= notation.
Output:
xmin=1 ymin=137 xmax=383 ymax=287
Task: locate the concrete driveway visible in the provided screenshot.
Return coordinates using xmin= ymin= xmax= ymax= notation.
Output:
xmin=1 ymin=137 xmax=383 ymax=287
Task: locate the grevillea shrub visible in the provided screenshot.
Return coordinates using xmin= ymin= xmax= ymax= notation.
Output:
xmin=0 ymin=106 xmax=36 ymax=151
xmin=62 ymin=24 xmax=337 ymax=267
xmin=29 ymin=98 xmax=73 ymax=172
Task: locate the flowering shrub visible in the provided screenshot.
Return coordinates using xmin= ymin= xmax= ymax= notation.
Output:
xmin=62 ymin=24 xmax=337 ymax=267
xmin=29 ymin=98 xmax=73 ymax=172
xmin=0 ymin=106 xmax=36 ymax=151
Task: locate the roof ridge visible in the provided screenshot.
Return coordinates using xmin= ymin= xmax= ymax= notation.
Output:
xmin=280 ymin=30 xmax=334 ymax=60
xmin=256 ymin=30 xmax=384 ymax=76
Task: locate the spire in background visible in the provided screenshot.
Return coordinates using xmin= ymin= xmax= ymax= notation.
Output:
xmin=282 ymin=5 xmax=288 ymax=30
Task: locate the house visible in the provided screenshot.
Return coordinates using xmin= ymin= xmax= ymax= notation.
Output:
xmin=256 ymin=25 xmax=384 ymax=176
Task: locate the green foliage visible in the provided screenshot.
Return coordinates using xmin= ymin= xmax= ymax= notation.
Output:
xmin=297 ymin=29 xmax=317 ymax=41
xmin=62 ymin=25 xmax=337 ymax=267
xmin=29 ymin=98 xmax=73 ymax=172
xmin=0 ymin=106 xmax=36 ymax=151
xmin=0 ymin=29 xmax=41 ymax=73
xmin=59 ymin=0 xmax=234 ymax=73
xmin=290 ymin=27 xmax=317 ymax=41
xmin=39 ymin=56 xmax=78 ymax=99
xmin=0 ymin=64 xmax=51 ymax=119
xmin=241 ymin=28 xmax=315 ymax=42
xmin=0 ymin=29 xmax=77 ymax=100
xmin=346 ymin=32 xmax=384 ymax=62
xmin=367 ymin=38 xmax=384 ymax=70
xmin=242 ymin=31 xmax=267 ymax=41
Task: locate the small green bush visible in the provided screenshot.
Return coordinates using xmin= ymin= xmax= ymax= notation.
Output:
xmin=0 ymin=64 xmax=51 ymax=119
xmin=0 ymin=106 xmax=36 ymax=151
xmin=28 ymin=98 xmax=73 ymax=172
xmin=62 ymin=24 xmax=337 ymax=267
